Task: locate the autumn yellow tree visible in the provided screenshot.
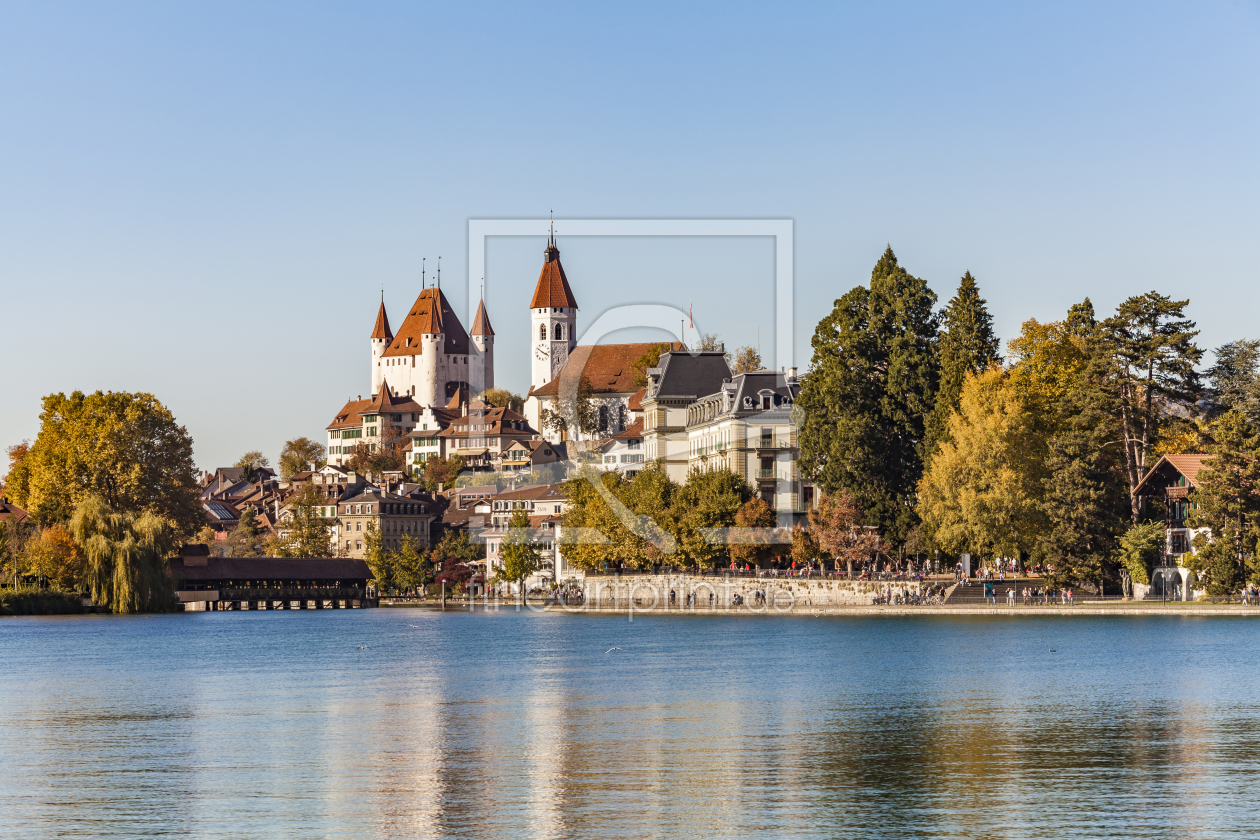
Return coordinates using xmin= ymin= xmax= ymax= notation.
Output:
xmin=7 ymin=391 xmax=200 ymax=538
xmin=918 ymin=367 xmax=1049 ymax=567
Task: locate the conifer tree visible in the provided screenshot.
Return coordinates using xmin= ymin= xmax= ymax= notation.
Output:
xmin=797 ymin=247 xmax=939 ymax=546
xmin=926 ymin=272 xmax=1001 ymax=454
xmin=1189 ymin=410 xmax=1260 ymax=597
xmin=1103 ymin=292 xmax=1203 ymax=521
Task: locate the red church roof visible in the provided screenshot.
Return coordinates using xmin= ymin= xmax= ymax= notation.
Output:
xmin=529 ymin=244 xmax=579 ymax=309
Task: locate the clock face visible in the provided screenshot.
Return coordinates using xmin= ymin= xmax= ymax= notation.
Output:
xmin=535 ymin=345 xmax=549 ymax=361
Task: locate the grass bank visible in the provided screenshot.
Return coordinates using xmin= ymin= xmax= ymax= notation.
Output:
xmin=0 ymin=590 xmax=86 ymax=616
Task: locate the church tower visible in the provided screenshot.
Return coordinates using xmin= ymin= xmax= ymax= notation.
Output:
xmin=470 ymin=297 xmax=495 ymax=396
xmin=370 ymin=297 xmax=392 ymax=397
xmin=529 ymin=231 xmax=578 ymax=392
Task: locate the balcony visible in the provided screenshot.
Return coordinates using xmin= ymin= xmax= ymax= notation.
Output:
xmin=753 ymin=436 xmax=794 ymax=451
xmin=756 ymin=468 xmax=776 ymax=481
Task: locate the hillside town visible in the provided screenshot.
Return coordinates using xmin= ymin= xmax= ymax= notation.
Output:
xmin=4 ymin=238 xmax=1260 ymax=613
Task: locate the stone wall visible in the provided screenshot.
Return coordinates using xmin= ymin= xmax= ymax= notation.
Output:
xmin=581 ymin=574 xmax=926 ymax=610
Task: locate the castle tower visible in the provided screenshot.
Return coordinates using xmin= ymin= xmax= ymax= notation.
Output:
xmin=417 ymin=290 xmax=445 ymax=407
xmin=370 ymin=297 xmax=393 ymax=397
xmin=470 ymin=297 xmax=495 ymax=396
xmin=529 ymin=232 xmax=578 ymax=392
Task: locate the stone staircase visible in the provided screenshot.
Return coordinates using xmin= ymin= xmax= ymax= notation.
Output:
xmin=943 ymin=578 xmax=1102 ymax=605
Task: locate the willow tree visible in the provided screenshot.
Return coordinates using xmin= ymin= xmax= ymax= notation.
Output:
xmin=69 ymin=496 xmax=178 ymax=613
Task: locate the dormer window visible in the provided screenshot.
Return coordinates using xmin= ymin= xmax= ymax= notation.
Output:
xmin=405 ymin=337 xmax=412 ymax=348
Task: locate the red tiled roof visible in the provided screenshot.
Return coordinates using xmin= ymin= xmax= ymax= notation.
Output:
xmin=529 ymin=342 xmax=685 ymax=397
xmin=383 ymin=288 xmax=470 ymax=358
xmin=628 ymin=387 xmax=647 ymax=411
xmin=327 ymin=398 xmax=373 ymax=431
xmin=612 ymin=418 xmax=644 ymax=440
xmin=371 ymin=301 xmax=393 ymax=340
xmin=471 ymin=299 xmax=494 ymax=336
xmin=0 ymin=499 xmax=30 ymax=528
xmin=529 ymin=245 xmax=579 ymax=309
xmin=361 ymin=381 xmax=425 ymax=415
xmin=439 ymin=406 xmax=537 ymax=438
xmin=1133 ymin=453 xmax=1214 ymax=496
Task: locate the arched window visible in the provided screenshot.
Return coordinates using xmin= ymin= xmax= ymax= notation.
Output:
xmin=598 ymin=405 xmax=609 ymax=431
xmin=554 ymin=323 xmax=564 ymax=340
xmin=539 ymin=324 xmax=546 ymax=341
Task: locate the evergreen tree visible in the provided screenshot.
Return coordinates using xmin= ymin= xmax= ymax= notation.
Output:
xmin=225 ymin=505 xmax=260 ymax=557
xmin=1039 ymin=344 xmax=1129 ymax=588
xmin=1102 ymin=292 xmax=1203 ymax=521
xmin=797 ymin=247 xmax=939 ymax=546
xmin=1207 ymin=340 xmax=1260 ymax=424
xmin=1189 ymin=410 xmax=1260 ymax=597
xmin=926 ymin=272 xmax=1001 ymax=454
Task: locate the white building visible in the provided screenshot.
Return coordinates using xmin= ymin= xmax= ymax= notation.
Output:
xmin=640 ymin=349 xmax=734 ymax=482
xmin=597 ymin=418 xmax=646 ymax=478
xmin=522 ymin=234 xmax=685 ymax=449
xmin=683 ymin=368 xmax=815 ymax=525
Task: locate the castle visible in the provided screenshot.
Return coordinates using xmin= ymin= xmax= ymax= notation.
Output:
xmin=368 ymin=286 xmax=494 ymax=406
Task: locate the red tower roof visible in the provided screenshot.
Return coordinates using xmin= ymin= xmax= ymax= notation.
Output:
xmin=371 ymin=301 xmax=393 ymax=340
xmin=529 ymin=243 xmax=579 ymax=309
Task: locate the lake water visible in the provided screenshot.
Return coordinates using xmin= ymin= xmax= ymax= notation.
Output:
xmin=2 ymin=609 xmax=1259 ymax=839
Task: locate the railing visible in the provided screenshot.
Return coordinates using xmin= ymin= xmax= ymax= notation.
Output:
xmin=752 ymin=436 xmax=794 ymax=449
xmin=756 ymin=468 xmax=776 ymax=480
xmin=195 ymin=587 xmax=367 ymax=601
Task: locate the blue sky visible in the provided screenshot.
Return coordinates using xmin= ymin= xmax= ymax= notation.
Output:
xmin=2 ymin=1 xmax=1258 ymax=470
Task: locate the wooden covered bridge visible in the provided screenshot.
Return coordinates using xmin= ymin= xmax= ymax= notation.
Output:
xmin=169 ymin=546 xmax=376 ymax=612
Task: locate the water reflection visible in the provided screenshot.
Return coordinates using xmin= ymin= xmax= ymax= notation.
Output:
xmin=2 ymin=613 xmax=1260 ymax=838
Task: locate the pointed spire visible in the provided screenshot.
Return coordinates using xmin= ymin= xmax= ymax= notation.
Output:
xmin=531 ymin=223 xmax=578 ymax=308
xmin=471 ymin=298 xmax=495 ymax=336
xmin=371 ymin=299 xmax=393 ymax=340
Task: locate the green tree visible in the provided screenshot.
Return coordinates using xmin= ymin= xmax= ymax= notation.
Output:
xmin=8 ymin=391 xmax=201 ymax=538
xmin=274 ymin=486 xmax=332 ymax=557
xmin=1189 ymin=410 xmax=1260 ymax=597
xmin=69 ymin=496 xmax=178 ymax=613
xmin=1103 ymin=293 xmax=1203 ymax=521
xmin=278 ymin=437 xmax=326 ymax=480
xmin=423 ymin=454 xmax=467 ymax=491
xmin=798 ymin=247 xmax=939 ymax=547
xmin=498 ymin=509 xmax=546 ymax=602
xmin=562 ymin=466 xmax=676 ymax=572
xmin=918 ymin=367 xmax=1048 ymax=566
xmin=728 ymin=496 xmax=782 ymax=567
xmin=632 ymin=344 xmax=674 ymax=387
xmin=478 ymin=388 xmax=525 ymax=413
xmin=671 ymin=468 xmax=751 ymax=568
xmin=390 ymin=535 xmax=431 ymax=593
xmin=926 ymin=272 xmax=1001 ymax=455
xmin=362 ymin=520 xmax=389 ymax=590
xmin=539 ymin=375 xmax=600 ymax=437
xmin=1115 ymin=521 xmax=1164 ymax=587
xmin=1207 ymin=340 xmax=1260 ymax=424
xmin=430 ymin=527 xmax=483 ymax=568
xmin=225 ymin=505 xmax=262 ymax=557
xmin=1039 ymin=344 xmax=1129 ymax=587
xmin=235 ymin=450 xmax=270 ymax=482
